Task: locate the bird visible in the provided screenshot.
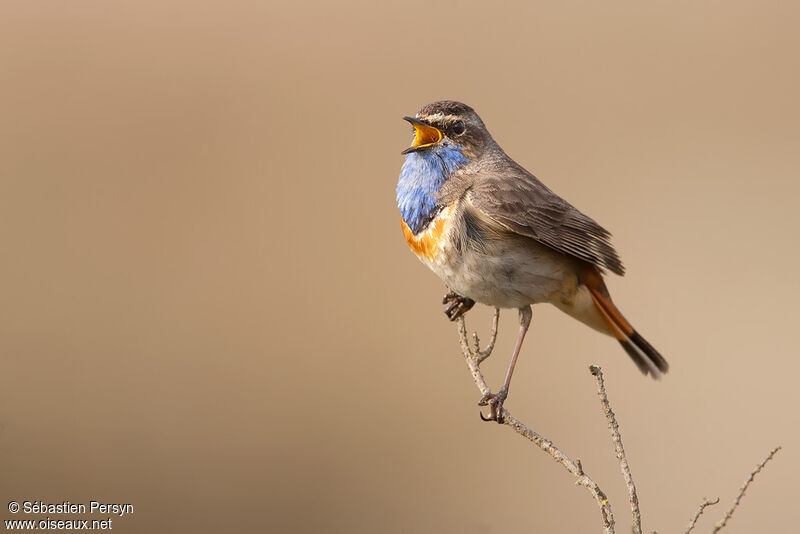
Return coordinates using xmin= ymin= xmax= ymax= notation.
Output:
xmin=396 ymin=100 xmax=668 ymax=422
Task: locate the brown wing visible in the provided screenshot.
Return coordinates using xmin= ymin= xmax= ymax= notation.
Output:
xmin=468 ymin=164 xmax=625 ymax=275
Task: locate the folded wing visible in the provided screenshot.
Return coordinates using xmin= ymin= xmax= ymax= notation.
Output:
xmin=468 ymin=165 xmax=625 ymax=276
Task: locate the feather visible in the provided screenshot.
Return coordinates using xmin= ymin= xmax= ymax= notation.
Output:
xmin=467 ymin=162 xmax=625 ymax=275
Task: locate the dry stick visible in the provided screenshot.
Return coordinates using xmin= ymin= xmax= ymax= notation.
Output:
xmin=455 ymin=310 xmax=782 ymax=534
xmin=473 ymin=309 xmax=499 ymax=364
xmin=710 ymin=446 xmax=782 ymax=533
xmin=589 ymin=365 xmax=642 ymax=534
xmin=683 ymin=497 xmax=719 ymax=534
xmin=456 ymin=310 xmax=616 ymax=534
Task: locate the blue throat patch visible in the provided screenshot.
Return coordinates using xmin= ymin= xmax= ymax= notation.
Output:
xmin=397 ymin=142 xmax=468 ymax=235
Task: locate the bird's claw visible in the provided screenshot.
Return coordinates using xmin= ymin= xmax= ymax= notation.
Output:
xmin=442 ymin=291 xmax=475 ymax=321
xmin=478 ymin=388 xmax=508 ymax=424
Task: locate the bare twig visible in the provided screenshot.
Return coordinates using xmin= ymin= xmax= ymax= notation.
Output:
xmin=683 ymin=497 xmax=719 ymax=534
xmin=710 ymin=446 xmax=781 ymax=533
xmin=452 ymin=309 xmax=782 ymax=534
xmin=589 ymin=365 xmax=642 ymax=534
xmin=474 ymin=308 xmax=499 ymax=364
xmin=456 ymin=312 xmax=615 ymax=534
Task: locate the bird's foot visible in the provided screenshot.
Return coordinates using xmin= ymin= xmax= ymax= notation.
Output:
xmin=442 ymin=291 xmax=475 ymax=321
xmin=478 ymin=387 xmax=508 ymax=424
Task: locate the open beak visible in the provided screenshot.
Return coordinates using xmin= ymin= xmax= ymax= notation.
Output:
xmin=401 ymin=116 xmax=442 ymax=154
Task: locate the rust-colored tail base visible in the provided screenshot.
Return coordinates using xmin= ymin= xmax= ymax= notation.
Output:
xmin=582 ymin=267 xmax=669 ymax=378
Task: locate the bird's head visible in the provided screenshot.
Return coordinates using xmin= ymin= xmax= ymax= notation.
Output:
xmin=402 ymin=100 xmax=493 ymax=161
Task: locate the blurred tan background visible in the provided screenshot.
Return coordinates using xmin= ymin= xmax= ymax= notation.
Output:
xmin=1 ymin=1 xmax=798 ymax=532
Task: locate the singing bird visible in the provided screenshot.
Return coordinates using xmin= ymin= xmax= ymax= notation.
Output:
xmin=396 ymin=100 xmax=668 ymax=422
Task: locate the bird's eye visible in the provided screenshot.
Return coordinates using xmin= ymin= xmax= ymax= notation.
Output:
xmin=451 ymin=120 xmax=466 ymax=135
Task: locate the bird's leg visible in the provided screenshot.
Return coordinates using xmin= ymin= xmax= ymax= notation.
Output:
xmin=442 ymin=291 xmax=475 ymax=321
xmin=479 ymin=305 xmax=532 ymax=423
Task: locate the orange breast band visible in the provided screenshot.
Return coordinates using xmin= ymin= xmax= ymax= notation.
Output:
xmin=401 ymin=203 xmax=455 ymax=261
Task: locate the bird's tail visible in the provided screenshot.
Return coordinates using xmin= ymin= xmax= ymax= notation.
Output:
xmin=581 ymin=267 xmax=669 ymax=378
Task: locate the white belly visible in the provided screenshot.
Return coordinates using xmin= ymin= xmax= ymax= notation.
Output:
xmin=426 ymin=231 xmax=580 ymax=309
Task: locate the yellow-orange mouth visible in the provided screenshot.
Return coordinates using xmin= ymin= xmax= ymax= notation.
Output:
xmin=402 ymin=116 xmax=442 ymax=154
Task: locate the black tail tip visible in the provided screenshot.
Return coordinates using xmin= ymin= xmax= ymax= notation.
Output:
xmin=619 ymin=331 xmax=669 ymax=379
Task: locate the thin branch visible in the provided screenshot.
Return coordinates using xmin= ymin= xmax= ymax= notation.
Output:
xmin=589 ymin=365 xmax=642 ymax=534
xmin=683 ymin=497 xmax=719 ymax=534
xmin=456 ymin=312 xmax=615 ymax=534
xmin=454 ymin=310 xmax=782 ymax=534
xmin=475 ymin=308 xmax=499 ymax=364
xmin=711 ymin=446 xmax=782 ymax=533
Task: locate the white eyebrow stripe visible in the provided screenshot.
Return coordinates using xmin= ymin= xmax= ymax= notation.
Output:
xmin=415 ymin=112 xmax=456 ymax=123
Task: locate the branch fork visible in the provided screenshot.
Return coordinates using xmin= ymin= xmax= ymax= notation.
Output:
xmin=453 ymin=308 xmax=781 ymax=534
xmin=456 ymin=309 xmax=616 ymax=534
